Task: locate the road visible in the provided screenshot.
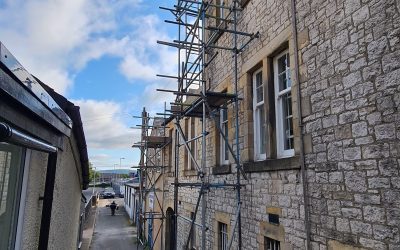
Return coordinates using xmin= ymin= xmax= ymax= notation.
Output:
xmin=90 ymin=198 xmax=142 ymax=250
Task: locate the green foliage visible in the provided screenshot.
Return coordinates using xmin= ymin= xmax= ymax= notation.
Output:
xmin=88 ymin=163 xmax=100 ymax=183
xmin=121 ymin=174 xmax=130 ymax=179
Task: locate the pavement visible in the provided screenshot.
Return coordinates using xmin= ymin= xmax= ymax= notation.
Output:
xmin=89 ymin=198 xmax=142 ymax=250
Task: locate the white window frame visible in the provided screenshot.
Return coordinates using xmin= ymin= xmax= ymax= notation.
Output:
xmin=274 ymin=50 xmax=294 ymax=158
xmin=252 ymin=68 xmax=266 ymax=161
xmin=15 ymin=149 xmax=31 ymax=250
xmin=220 ymin=108 xmax=229 ymax=165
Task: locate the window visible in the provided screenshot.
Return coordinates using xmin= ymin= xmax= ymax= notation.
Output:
xmin=189 ymin=118 xmax=197 ymax=170
xmin=189 ymin=212 xmax=196 ymax=249
xmin=274 ymin=51 xmax=294 ymax=158
xmin=168 ymin=129 xmax=173 ymax=172
xmin=220 ymin=107 xmax=229 ymax=165
xmin=264 ymin=237 xmax=280 ymax=250
xmin=215 ymin=0 xmax=225 ymax=27
xmin=0 ymin=143 xmax=26 ymax=250
xmin=218 ymin=222 xmax=228 ymax=250
xmin=183 ymin=119 xmax=189 ymax=170
xmin=253 ymin=68 xmax=266 ymax=160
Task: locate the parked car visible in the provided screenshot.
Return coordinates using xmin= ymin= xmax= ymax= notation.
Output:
xmin=103 ymin=191 xmax=115 ymax=198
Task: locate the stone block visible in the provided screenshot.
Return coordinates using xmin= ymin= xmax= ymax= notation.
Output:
xmin=343 ymin=71 xmax=362 ymax=89
xmin=322 ymin=115 xmax=338 ymax=128
xmin=368 ymin=177 xmax=390 ymax=189
xmin=367 ymin=36 xmax=388 ymax=60
xmin=342 ymin=207 xmax=362 ymax=219
xmin=382 ymin=50 xmax=400 ymax=73
xmin=306 ymin=119 xmax=322 ymax=133
xmin=373 ymin=224 xmax=399 ymax=242
xmin=378 ymin=158 xmax=399 ymax=176
xmin=354 ymin=193 xmax=381 ymax=205
xmin=335 ymin=124 xmax=352 ymax=139
xmin=350 ymin=220 xmax=372 ymax=235
xmin=341 ymin=43 xmax=359 ymax=60
xmin=366 ymin=112 xmax=382 ymax=126
xmin=351 ymin=82 xmax=374 ymax=98
xmin=331 ymin=98 xmax=345 ymax=114
xmin=363 ymin=206 xmax=385 ymax=223
xmin=328 ymin=142 xmax=344 ymax=161
xmin=377 ymin=96 xmax=395 ymax=111
xmin=391 ymin=177 xmax=400 ymax=188
xmin=362 ymin=61 xmax=381 ymax=82
xmin=376 ymin=68 xmax=400 ymax=91
xmin=349 ymin=57 xmax=367 ymax=71
xmin=359 ymin=237 xmax=386 ymax=249
xmin=375 ymin=123 xmax=396 ymax=140
xmin=344 ymin=171 xmax=367 ymax=192
xmin=339 ymin=110 xmax=359 ymax=124
xmin=343 ymin=147 xmax=362 ymax=160
xmin=362 ymin=143 xmax=390 ymax=159
xmin=352 ymin=121 xmax=368 ymax=137
xmin=352 ymin=5 xmax=369 ymax=26
xmin=387 ymin=208 xmax=400 ymax=226
xmin=383 ymin=190 xmax=400 ymax=205
xmin=355 ymin=136 xmax=374 ymax=145
xmin=344 ymin=0 xmax=361 ymax=15
xmin=329 ymin=171 xmax=343 ymax=183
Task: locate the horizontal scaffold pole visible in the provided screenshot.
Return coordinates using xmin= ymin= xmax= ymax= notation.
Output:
xmin=207 ymin=26 xmax=256 ymax=37
xmin=157 ymin=74 xmax=205 ymax=82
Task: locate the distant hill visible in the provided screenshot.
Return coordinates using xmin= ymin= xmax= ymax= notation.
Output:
xmin=97 ymin=169 xmax=136 ymax=174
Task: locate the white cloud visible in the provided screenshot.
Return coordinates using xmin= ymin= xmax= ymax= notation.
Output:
xmin=0 ymin=0 xmax=172 ymax=94
xmin=73 ymin=99 xmax=140 ymax=149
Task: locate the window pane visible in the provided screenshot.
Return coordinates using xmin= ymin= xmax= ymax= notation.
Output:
xmin=256 ymin=72 xmax=263 ymax=103
xmin=277 ymin=55 xmax=287 ymax=74
xmin=282 ymin=93 xmax=294 ymax=150
xmin=265 ymin=237 xmax=280 ymax=250
xmin=0 ymin=143 xmax=25 ymax=250
xmin=256 ymin=71 xmax=262 ymax=87
xmin=218 ymin=222 xmax=228 ymax=250
xmin=224 ymin=123 xmax=229 ymax=161
xmin=260 ymin=106 xmax=266 ymax=154
xmin=221 ymin=108 xmax=229 ymax=163
xmin=277 ymin=54 xmax=291 ymax=91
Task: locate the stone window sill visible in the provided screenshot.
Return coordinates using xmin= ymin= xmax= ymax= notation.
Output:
xmin=183 ymin=169 xmax=198 ymax=176
xmin=212 ymin=164 xmax=231 ymax=175
xmin=243 ymin=156 xmax=300 ymax=172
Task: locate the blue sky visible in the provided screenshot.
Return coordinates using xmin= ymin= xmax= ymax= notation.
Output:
xmin=0 ymin=0 xmax=177 ymax=170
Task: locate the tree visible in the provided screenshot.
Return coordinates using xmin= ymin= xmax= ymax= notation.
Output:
xmin=89 ymin=163 xmax=99 ymax=183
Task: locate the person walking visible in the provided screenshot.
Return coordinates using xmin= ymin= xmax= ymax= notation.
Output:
xmin=110 ymin=201 xmax=117 ymax=216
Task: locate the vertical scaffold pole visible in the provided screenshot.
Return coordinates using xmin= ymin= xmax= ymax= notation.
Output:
xmin=201 ymin=2 xmax=207 ymax=250
xmin=173 ymin=1 xmax=182 ymax=248
xmin=233 ymin=1 xmax=243 ymax=249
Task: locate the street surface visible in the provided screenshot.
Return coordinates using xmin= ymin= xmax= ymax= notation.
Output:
xmin=90 ymin=198 xmax=142 ymax=250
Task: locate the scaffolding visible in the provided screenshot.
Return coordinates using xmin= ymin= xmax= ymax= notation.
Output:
xmin=133 ymin=0 xmax=259 ymax=249
xmin=132 ymin=107 xmax=170 ymax=249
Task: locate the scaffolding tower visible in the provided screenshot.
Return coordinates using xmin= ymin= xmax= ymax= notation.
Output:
xmin=133 ymin=0 xmax=259 ymax=249
xmin=132 ymin=107 xmax=170 ymax=249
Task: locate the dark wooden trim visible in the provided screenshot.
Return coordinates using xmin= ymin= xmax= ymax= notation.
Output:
xmin=243 ymin=156 xmax=300 ymax=172
xmin=38 ymin=152 xmax=58 ymax=250
xmin=0 ymin=68 xmax=71 ymax=136
xmin=0 ymin=94 xmax=64 ymax=149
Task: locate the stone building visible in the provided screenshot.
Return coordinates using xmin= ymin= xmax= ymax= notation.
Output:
xmin=0 ymin=42 xmax=89 ymax=249
xmin=137 ymin=0 xmax=400 ymax=249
